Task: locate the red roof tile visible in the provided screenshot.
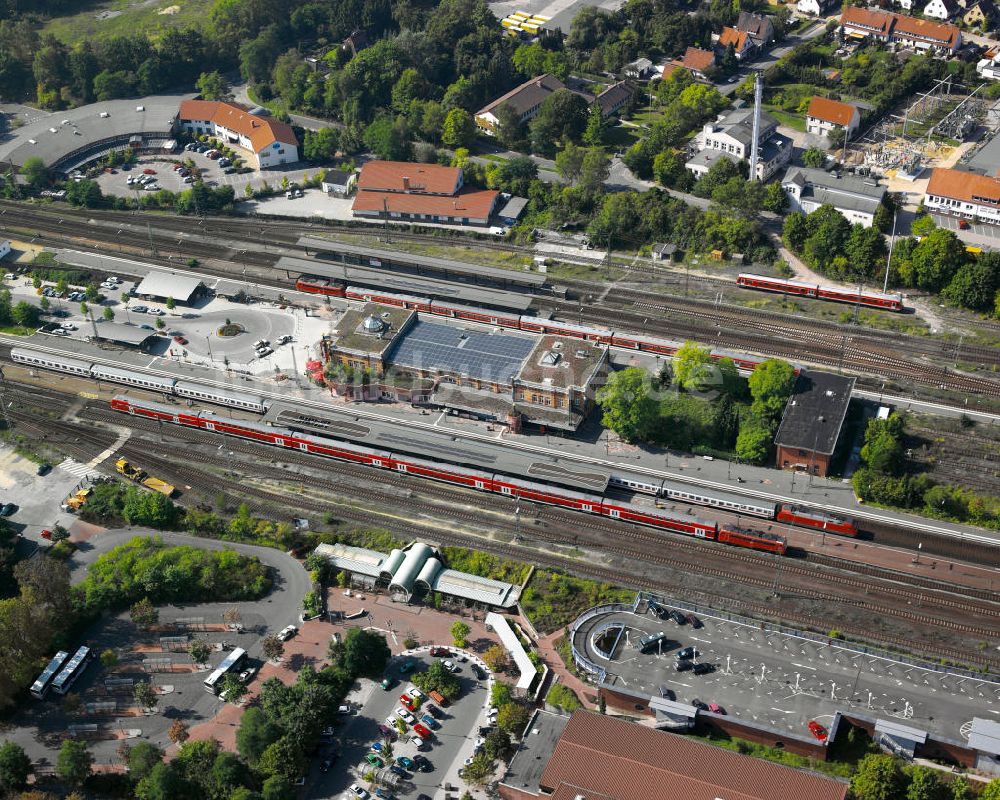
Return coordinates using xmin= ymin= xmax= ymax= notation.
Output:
xmin=178 ymin=100 xmax=296 ymax=152
xmin=839 ymin=6 xmax=894 ymax=33
xmin=352 ymin=187 xmax=499 ymax=220
xmin=927 ymin=168 xmax=1000 ymax=207
xmin=538 ymin=712 xmax=850 ymax=800
xmin=807 ymin=96 xmax=858 ymax=126
xmin=683 ymin=47 xmax=716 ymax=72
xmin=357 ymin=161 xmax=462 ymax=195
xmin=719 ymin=26 xmax=750 ymax=50
xmin=891 ymin=13 xmax=960 ymax=46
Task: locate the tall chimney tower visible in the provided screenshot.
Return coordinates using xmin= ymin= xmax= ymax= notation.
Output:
xmin=749 ymin=71 xmax=762 ymax=182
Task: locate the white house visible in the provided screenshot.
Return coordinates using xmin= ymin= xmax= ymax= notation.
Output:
xmin=923 ymin=0 xmax=960 ymax=18
xmin=176 ymin=100 xmax=298 ymax=170
xmin=321 ymin=169 xmax=358 ymax=197
xmin=924 ymin=167 xmax=1000 ymax=224
xmin=686 ymin=107 xmax=792 ymax=181
xmin=805 ymin=96 xmax=861 ymax=139
xmin=782 ymin=167 xmax=887 ymax=227
xmin=798 ymin=0 xmax=840 ymax=14
xmin=0 ymin=240 xmax=10 ymax=260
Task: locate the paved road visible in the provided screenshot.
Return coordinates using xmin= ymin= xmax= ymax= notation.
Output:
xmin=716 ymin=20 xmax=829 ymax=97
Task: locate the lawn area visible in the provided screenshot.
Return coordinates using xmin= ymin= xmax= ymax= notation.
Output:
xmin=766 ymin=108 xmax=806 ymax=132
xmin=520 ymin=569 xmax=633 ymax=634
xmin=604 ymin=123 xmax=640 ymax=149
xmin=313 ymin=232 xmax=536 ymax=271
xmin=43 ymin=0 xmax=213 ymax=44
xmin=629 ymin=107 xmax=666 ymax=127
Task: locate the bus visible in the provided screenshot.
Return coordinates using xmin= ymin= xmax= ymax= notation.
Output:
xmin=51 ymin=646 xmax=92 ymax=696
xmin=637 ymin=632 xmax=667 ymax=654
xmin=204 ymin=648 xmax=248 ymax=694
xmin=30 ymin=651 xmax=70 ymax=699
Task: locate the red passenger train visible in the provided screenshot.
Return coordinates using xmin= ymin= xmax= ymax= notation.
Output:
xmin=110 ymin=395 xmax=786 ymax=556
xmin=295 ymin=276 xmax=787 ymax=374
xmin=736 ymin=274 xmax=905 ymax=312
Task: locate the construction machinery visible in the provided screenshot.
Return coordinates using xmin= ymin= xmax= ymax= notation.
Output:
xmin=115 ymin=458 xmax=175 ymax=497
xmin=61 ymin=487 xmax=92 ymax=513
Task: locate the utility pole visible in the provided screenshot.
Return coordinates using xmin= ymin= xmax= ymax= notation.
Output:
xmin=883 ymin=207 xmax=898 ymax=294
xmin=0 ymin=365 xmax=12 ymax=431
xmin=748 ymin=71 xmax=763 ymax=182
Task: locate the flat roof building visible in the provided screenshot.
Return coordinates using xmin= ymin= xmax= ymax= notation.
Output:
xmin=774 ymin=369 xmax=855 ymax=477
xmin=89 ymin=321 xmax=162 ymax=350
xmin=782 ymin=167 xmax=886 ymax=228
xmin=133 ymin=270 xmax=206 ymax=305
xmin=313 ymin=541 xmax=518 ymax=608
xmin=324 ymin=304 xmax=609 ymax=431
xmin=499 ymin=711 xmax=849 ymax=800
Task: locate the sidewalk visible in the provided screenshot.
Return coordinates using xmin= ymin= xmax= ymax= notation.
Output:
xmin=532 ymin=625 xmax=597 ymax=709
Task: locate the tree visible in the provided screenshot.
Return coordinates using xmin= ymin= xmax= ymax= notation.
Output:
xmin=220 ymin=673 xmax=248 ymax=704
xmin=460 ymin=751 xmax=495 ymax=785
xmin=257 ymin=736 xmax=306 ymax=782
xmin=674 ymin=341 xmax=714 ymax=393
xmin=12 ymin=301 xmax=39 ymax=327
xmin=342 ymin=627 xmax=390 ymax=677
xmin=0 ymin=740 xmax=32 ymax=793
xmin=189 ymin=639 xmax=211 ymax=666
xmin=451 ymin=620 xmax=471 ymax=648
xmin=943 ymin=256 xmax=999 ymax=312
xmin=495 ymin=103 xmax=527 ymax=151
xmin=262 ymin=635 xmax=284 ymax=662
xmin=748 ymin=359 xmax=796 ymax=421
xmin=56 ymin=740 xmax=92 ymax=788
xmin=302 ymin=128 xmax=340 ymax=162
xmin=579 ymin=147 xmax=610 ymax=195
xmin=211 ymin=751 xmax=247 ymax=797
xmin=168 ymin=720 xmax=190 ymax=745
xmin=734 ymin=416 xmax=774 ymax=465
xmin=802 ymin=147 xmax=826 ymax=168
xmin=582 ymin=103 xmax=606 ymax=147
xmin=79 ymin=301 xmax=88 ymax=316
xmin=136 ymin=762 xmax=186 ymax=800
xmin=530 ymin=89 xmax=589 ymax=155
xmin=66 ymin=178 xmax=102 ymax=208
xmin=411 ymin=660 xmax=462 ymax=701
xmin=130 ymin=596 xmax=159 ymax=629
xmin=262 ymin=775 xmax=295 ymax=800
xmin=100 ymin=648 xmax=118 ymax=668
xmin=363 ymin=115 xmax=411 ymax=161
xmin=977 ymin=779 xmax=1000 ymax=800
xmin=850 ymin=753 xmax=905 ymax=800
xmin=595 ymin=367 xmax=657 ymax=443
xmin=905 ymin=765 xmax=944 ymax=800
xmin=196 ymin=70 xmax=232 ymax=101
xmin=155 ymin=317 xmax=165 ymax=330
xmin=908 ymin=227 xmax=968 ymax=292
xmin=948 ymin=778 xmax=972 ymax=800
xmin=496 ymin=702 xmax=530 ymax=736
xmin=546 ymin=683 xmax=581 ymax=711
xmin=484 ymin=727 xmax=513 ymax=761
xmin=482 ymin=644 xmax=508 ymax=673
xmin=102 ymin=306 xmax=115 ymax=322
xmin=127 ymin=741 xmax=164 ymax=781
xmin=134 ymin=681 xmax=159 ymax=713
xmin=237 ymin=707 xmax=280 ymax=765
xmin=21 ymin=157 xmax=48 ymax=189
xmin=763 ymin=182 xmax=788 ymax=213
xmin=555 ymin=142 xmax=585 ymax=184
xmin=442 ymin=108 xmax=476 ymax=149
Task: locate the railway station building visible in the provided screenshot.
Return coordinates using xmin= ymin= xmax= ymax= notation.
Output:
xmin=773 ymin=369 xmax=855 ymax=477
xmin=322 ymin=304 xmax=609 ymax=431
xmin=133 ymin=270 xmax=207 ymax=306
xmin=312 ymin=541 xmax=518 ymax=609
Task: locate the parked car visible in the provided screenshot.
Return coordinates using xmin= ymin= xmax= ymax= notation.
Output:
xmin=173 ymin=335 xmax=188 ymax=345
xmin=429 ymin=647 xmax=451 ymax=657
xmin=396 ymin=708 xmax=415 ymax=724
xmin=377 ymin=724 xmax=396 ymax=740
xmin=399 ymin=659 xmax=416 ymax=675
xmin=426 ymin=704 xmax=442 ymax=719
xmin=319 ymin=758 xmax=332 ymax=773
xmin=420 ymin=714 xmax=439 ymax=729
xmin=693 ymin=662 xmax=714 ymax=675
xmin=370 ymin=742 xmax=384 ymax=753
xmin=40 ymin=530 xmax=53 ymax=540
xmin=442 ymin=660 xmax=459 ymax=673
xmin=409 ymin=687 xmax=424 ymax=700
xmin=412 ymin=754 xmax=432 ymax=772
xmin=0 ymin=503 xmax=17 ymax=517
xmin=132 ymin=305 xmax=148 ymax=313
xmin=658 ymin=685 xmax=675 ymax=700
xmin=691 ymin=699 xmax=708 ymax=710
xmin=381 ymin=677 xmax=394 ymax=690
xmin=685 ymin=613 xmax=703 ymax=628
xmin=349 ymin=784 xmax=369 ymax=799
xmin=36 ymin=463 xmax=51 ymax=476
xmin=675 ymin=659 xmax=693 ymax=672
xmin=670 ymin=610 xmax=687 ymax=625
xmin=365 ymin=754 xmax=384 ymax=768
xmin=472 ymin=664 xmax=486 ymax=679
xmin=413 ymin=723 xmax=431 ymax=739
xmin=239 ymin=665 xmax=258 ymax=683
xmin=147 ymin=308 xmax=164 ymax=316
xmin=808 ymin=721 xmax=828 ymax=741
xmin=676 ymin=647 xmax=698 ymax=660
xmin=399 ymin=694 xmax=415 ymax=712
xmin=396 ymin=756 xmax=414 ymax=770
xmin=388 ymin=765 xmax=407 ymax=778
xmin=277 ymin=624 xmax=297 ymax=641
xmin=707 ymin=703 xmax=725 ymax=714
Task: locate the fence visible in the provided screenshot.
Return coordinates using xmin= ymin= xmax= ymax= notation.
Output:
xmin=104 ymin=677 xmax=135 ymax=694
xmin=67 ymin=723 xmax=100 ymax=738
xmin=159 ymin=636 xmax=189 ymax=652
xmin=567 ymin=603 xmax=632 ymax=682
xmin=142 ymin=657 xmax=172 ymax=673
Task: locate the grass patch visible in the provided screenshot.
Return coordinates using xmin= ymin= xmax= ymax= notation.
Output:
xmin=313 ymin=232 xmax=535 ymax=272
xmin=43 ymin=0 xmax=214 ymax=45
xmin=690 ymin=729 xmax=857 ymax=780
xmin=0 ymin=325 xmax=37 ymax=336
xmin=765 ymin=108 xmax=807 ymax=132
xmin=439 ymin=546 xmax=531 ymax=584
xmin=520 ymin=569 xmax=633 ymax=635
xmin=546 ymin=261 xmax=624 ymax=282
xmin=604 ymin=124 xmax=639 ymax=149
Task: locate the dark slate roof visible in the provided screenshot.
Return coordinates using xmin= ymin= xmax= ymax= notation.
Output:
xmin=773 ymin=369 xmax=856 ymax=455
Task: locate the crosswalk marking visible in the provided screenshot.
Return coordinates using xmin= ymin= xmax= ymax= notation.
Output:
xmin=57 ymin=458 xmax=98 ymax=479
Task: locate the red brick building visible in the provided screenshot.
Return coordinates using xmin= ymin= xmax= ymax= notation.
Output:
xmin=773 ymin=369 xmax=855 ymax=477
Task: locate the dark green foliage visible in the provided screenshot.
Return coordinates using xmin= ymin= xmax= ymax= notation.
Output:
xmin=411 ymin=660 xmax=462 ymax=701
xmin=75 ymin=535 xmax=271 ymax=612
xmin=56 ymin=739 xmax=92 ymax=787
xmin=0 ymin=740 xmax=32 ymax=793
xmin=127 ymin=741 xmax=164 ymax=781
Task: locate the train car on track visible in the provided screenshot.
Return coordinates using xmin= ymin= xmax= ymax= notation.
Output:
xmin=717 ymin=524 xmax=786 ymax=554
xmin=110 ymin=394 xmax=788 ymax=557
xmin=775 ymin=504 xmax=858 ymax=537
xmin=736 ymin=274 xmax=904 ymax=313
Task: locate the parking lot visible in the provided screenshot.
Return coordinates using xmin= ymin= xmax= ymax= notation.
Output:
xmin=574 ymin=605 xmax=1000 ymax=746
xmin=313 ymin=650 xmax=493 ymax=800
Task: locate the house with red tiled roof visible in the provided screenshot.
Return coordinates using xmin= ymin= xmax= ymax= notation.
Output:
xmin=838 ymin=7 xmax=961 ymax=52
xmin=351 ymin=160 xmax=499 ymax=227
xmin=176 ymin=100 xmax=298 ymax=170
xmin=717 ymin=26 xmax=756 ymax=58
xmin=806 ymin=96 xmax=861 ymax=138
xmin=925 ymin=167 xmax=1000 ymax=224
xmin=499 ymin=710 xmax=850 ymax=800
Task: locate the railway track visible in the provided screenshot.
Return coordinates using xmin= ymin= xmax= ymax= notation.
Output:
xmin=10 ymin=383 xmax=996 ymax=668
xmin=4 ymin=202 xmax=1000 ymax=401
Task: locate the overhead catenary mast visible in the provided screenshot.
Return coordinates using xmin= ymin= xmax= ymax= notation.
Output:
xmin=749 ymin=70 xmax=763 ymax=182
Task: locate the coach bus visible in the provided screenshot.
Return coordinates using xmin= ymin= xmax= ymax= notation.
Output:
xmin=51 ymin=646 xmax=93 ymax=696
xmin=204 ymin=648 xmax=248 ymax=694
xmin=30 ymin=651 xmax=70 ymax=699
